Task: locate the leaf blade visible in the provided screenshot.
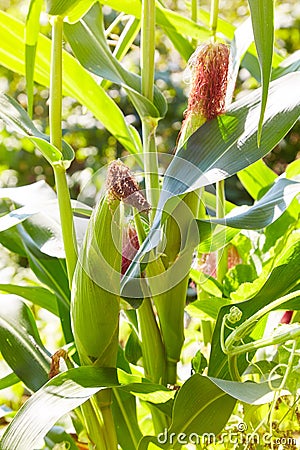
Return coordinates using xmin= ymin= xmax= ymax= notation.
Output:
xmin=248 ymin=0 xmax=274 ymax=143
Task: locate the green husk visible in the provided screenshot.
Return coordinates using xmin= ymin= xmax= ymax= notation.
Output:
xmin=71 ymin=195 xmax=122 ymax=449
xmin=71 ymin=196 xmax=121 ymax=367
xmin=148 ymin=192 xmax=200 ymax=384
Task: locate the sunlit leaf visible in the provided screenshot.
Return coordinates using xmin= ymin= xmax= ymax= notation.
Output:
xmin=47 ymin=0 xmax=86 ymax=16
xmin=201 ymin=178 xmax=300 ymax=230
xmin=0 ymin=284 xmax=59 ymax=316
xmin=0 ymin=11 xmax=141 ymax=154
xmin=25 ymin=0 xmax=43 ymax=118
xmin=0 ymin=367 xmax=173 ymax=450
xmin=248 ymin=0 xmax=274 ymax=143
xmin=237 ymin=159 xmax=277 ymax=200
xmin=0 ymin=296 xmax=51 ymax=392
xmin=0 ymin=93 xmax=74 ymax=165
xmin=64 ymin=3 xmax=167 ymax=119
xmin=139 ymin=374 xmax=236 ymax=449
xmin=0 ymin=372 xmax=20 ymax=390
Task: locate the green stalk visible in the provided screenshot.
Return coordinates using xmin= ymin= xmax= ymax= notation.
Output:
xmin=141 ymin=0 xmax=160 ymax=217
xmin=191 ymin=0 xmax=198 ymax=47
xmin=137 ymin=297 xmax=166 ymax=383
xmin=50 ymin=16 xmax=77 ymax=285
xmin=216 ymin=179 xmax=227 ymax=283
xmin=80 ymin=400 xmax=107 ymax=449
xmin=210 ymin=0 xmax=219 ymax=42
xmin=97 ymin=392 xmax=118 ymax=450
xmin=134 ymin=214 xmax=166 ymax=384
xmin=209 ymin=0 xmax=228 ymax=284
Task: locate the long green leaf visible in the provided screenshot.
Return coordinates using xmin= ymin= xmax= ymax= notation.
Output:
xmin=0 ymin=181 xmax=72 ymax=341
xmin=121 ymin=72 xmax=300 ymax=302
xmin=64 ymin=3 xmax=167 ymax=119
xmin=25 ymin=0 xmax=42 ymax=118
xmin=0 ymin=284 xmax=59 ymax=316
xmin=0 ymin=367 xmax=173 ymax=450
xmin=139 ymin=373 xmax=285 ymax=449
xmin=0 ymin=372 xmax=20 ymax=390
xmin=237 ymin=159 xmax=277 ymax=200
xmin=0 ymin=11 xmax=140 ymax=154
xmin=0 ymin=367 xmax=119 ymax=450
xmin=47 ymin=0 xmax=84 ymax=16
xmin=201 ymin=178 xmax=300 ymax=230
xmin=248 ymin=0 xmax=274 ymax=143
xmin=139 ymin=374 xmax=236 ymax=450
xmin=0 ymin=93 xmax=74 ymax=165
xmin=0 ymin=296 xmax=51 ymax=392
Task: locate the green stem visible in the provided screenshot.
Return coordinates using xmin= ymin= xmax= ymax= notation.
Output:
xmin=80 ymin=400 xmax=107 ymax=449
xmin=141 ymin=0 xmax=159 ymax=218
xmin=210 ymin=0 xmax=219 ymax=41
xmin=137 ymin=297 xmax=166 ymax=383
xmin=134 ymin=197 xmax=166 ymax=385
xmin=50 ymin=16 xmax=77 ymax=285
xmin=53 ymin=165 xmax=77 ymax=283
xmin=228 ymin=354 xmax=241 ymax=381
xmin=141 ymin=0 xmax=155 ymax=101
xmin=142 ymin=118 xmax=160 ymax=217
xmin=94 ymin=389 xmax=118 ymax=450
xmin=216 ymin=179 xmax=227 ymax=283
xmin=50 ymin=16 xmax=63 ymax=151
xmin=225 ymin=289 xmax=300 ymax=353
xmin=113 ymin=388 xmax=141 ymax=448
xmin=101 ymin=401 xmax=118 ymax=449
xmin=191 ymin=0 xmax=198 ymax=47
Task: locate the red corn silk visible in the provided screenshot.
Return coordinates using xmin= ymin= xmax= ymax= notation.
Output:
xmin=199 ymin=245 xmax=242 ymax=278
xmin=184 ymin=42 xmax=229 ymax=122
xmin=121 ymin=225 xmax=140 ymax=276
xmin=106 ymin=160 xmax=151 ymax=213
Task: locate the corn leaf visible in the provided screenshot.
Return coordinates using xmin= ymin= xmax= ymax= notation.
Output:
xmin=64 ymin=3 xmax=167 ymax=119
xmin=199 ymin=178 xmax=300 ymax=231
xmin=0 ymin=367 xmax=173 ymax=450
xmin=0 ymin=296 xmax=51 ymax=392
xmin=139 ymin=373 xmax=285 ymax=449
xmin=47 ymin=0 xmax=87 ymax=16
xmin=248 ymin=0 xmax=274 ymax=143
xmin=0 ymin=372 xmax=20 ymax=390
xmin=0 ymin=284 xmax=59 ymax=316
xmin=237 ymin=159 xmax=277 ymax=200
xmin=25 ymin=0 xmax=42 ymax=118
xmin=139 ymin=374 xmax=236 ymax=449
xmin=0 ymin=93 xmax=74 ymax=165
xmin=0 ymin=182 xmax=72 ymax=341
xmin=0 ymin=11 xmax=140 ymax=155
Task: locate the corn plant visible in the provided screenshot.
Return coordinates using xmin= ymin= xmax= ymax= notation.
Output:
xmin=0 ymin=0 xmax=299 ymax=449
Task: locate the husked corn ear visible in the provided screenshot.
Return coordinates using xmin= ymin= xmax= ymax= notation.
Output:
xmin=71 ymin=196 xmax=121 ymax=367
